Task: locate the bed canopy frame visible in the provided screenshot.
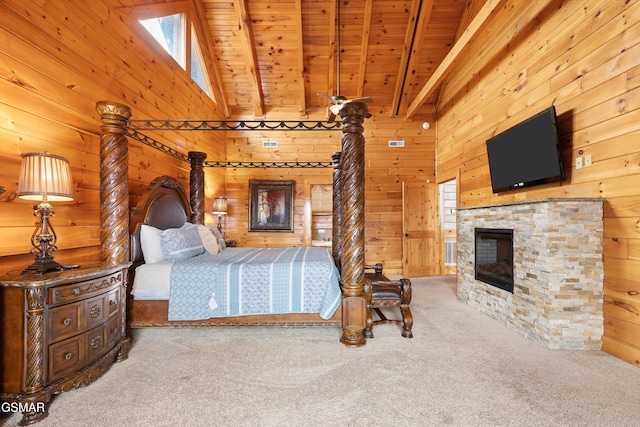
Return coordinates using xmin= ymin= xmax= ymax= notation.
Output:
xmin=96 ymin=101 xmax=370 ymax=347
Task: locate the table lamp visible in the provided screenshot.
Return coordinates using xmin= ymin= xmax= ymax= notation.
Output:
xmin=212 ymin=196 xmax=228 ymax=234
xmin=17 ymin=152 xmax=74 ymax=274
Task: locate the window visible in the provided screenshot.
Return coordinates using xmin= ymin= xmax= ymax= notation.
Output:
xmin=140 ymin=14 xmax=186 ymax=69
xmin=135 ymin=9 xmax=215 ymax=100
xmin=190 ymin=27 xmax=213 ymax=96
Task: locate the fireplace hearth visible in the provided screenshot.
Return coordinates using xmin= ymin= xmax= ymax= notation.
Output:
xmin=457 ymin=198 xmax=604 ymax=350
xmin=475 ymin=228 xmax=513 ymax=293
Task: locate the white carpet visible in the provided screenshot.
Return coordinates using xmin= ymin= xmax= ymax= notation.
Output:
xmin=3 ymin=275 xmax=640 ymax=426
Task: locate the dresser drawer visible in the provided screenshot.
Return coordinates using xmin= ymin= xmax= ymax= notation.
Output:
xmin=48 ymin=291 xmax=115 ymax=344
xmin=48 ymin=270 xmax=123 ymax=305
xmin=49 ymin=335 xmax=84 ymax=382
xmin=106 ymin=316 xmax=121 ymax=349
xmin=49 ymin=302 xmax=82 ymax=343
xmin=85 ymin=324 xmax=108 ymax=364
xmin=84 ymin=294 xmax=108 ymax=330
xmin=107 ymin=287 xmax=120 ymax=317
xmin=48 ymin=322 xmax=115 ymax=382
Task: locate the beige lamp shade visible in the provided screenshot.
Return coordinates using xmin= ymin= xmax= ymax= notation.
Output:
xmin=17 ymin=152 xmax=74 ymax=202
xmin=212 ymin=196 xmax=228 ymax=215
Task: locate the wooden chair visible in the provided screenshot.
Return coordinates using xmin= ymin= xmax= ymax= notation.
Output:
xmin=363 ymin=263 xmax=413 ymax=338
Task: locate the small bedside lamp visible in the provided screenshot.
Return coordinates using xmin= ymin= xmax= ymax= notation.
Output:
xmin=17 ymin=152 xmax=74 ymax=274
xmin=212 ymin=196 xmax=228 ymax=234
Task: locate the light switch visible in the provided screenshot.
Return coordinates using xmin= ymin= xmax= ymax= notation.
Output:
xmin=585 ymin=154 xmax=592 ymax=167
xmin=576 ymin=156 xmax=583 ymax=169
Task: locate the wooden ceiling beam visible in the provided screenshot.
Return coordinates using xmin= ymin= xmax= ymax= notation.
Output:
xmin=405 ymin=0 xmax=505 ymax=119
xmin=394 ymin=0 xmax=434 ymax=117
xmin=295 ymin=0 xmax=306 ymax=117
xmin=389 ymin=0 xmax=423 ymax=117
xmin=327 ymin=0 xmax=337 ymax=97
xmin=233 ymin=0 xmax=265 ymax=117
xmin=356 ymin=0 xmax=373 ymax=98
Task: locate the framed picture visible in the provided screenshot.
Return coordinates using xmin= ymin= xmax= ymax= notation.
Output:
xmin=249 ymin=180 xmax=295 ymax=232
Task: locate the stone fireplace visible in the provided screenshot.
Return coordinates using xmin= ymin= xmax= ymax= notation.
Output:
xmin=457 ymin=198 xmax=604 ymax=350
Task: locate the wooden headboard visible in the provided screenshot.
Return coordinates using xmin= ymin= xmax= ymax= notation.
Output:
xmin=129 ymin=176 xmax=193 ymax=267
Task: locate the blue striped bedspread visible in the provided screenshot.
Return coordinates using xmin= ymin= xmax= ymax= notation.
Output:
xmin=167 ymin=247 xmax=342 ymax=320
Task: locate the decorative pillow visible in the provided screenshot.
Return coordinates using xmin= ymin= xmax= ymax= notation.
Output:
xmin=140 ymin=224 xmax=166 ymax=264
xmin=160 ymin=225 xmax=205 ymax=262
xmin=208 ymin=225 xmax=227 ymax=250
xmin=197 ymin=225 xmax=221 ymax=255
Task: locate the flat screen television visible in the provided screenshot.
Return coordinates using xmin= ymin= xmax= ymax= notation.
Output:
xmin=486 ymin=106 xmax=565 ymax=193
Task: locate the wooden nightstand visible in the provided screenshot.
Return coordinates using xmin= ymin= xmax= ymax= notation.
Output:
xmin=0 ymin=263 xmax=131 ymax=425
xmin=225 ymin=239 xmax=237 ymax=247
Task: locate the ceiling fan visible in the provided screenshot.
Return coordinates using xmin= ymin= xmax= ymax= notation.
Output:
xmin=302 ymin=0 xmax=373 ymax=121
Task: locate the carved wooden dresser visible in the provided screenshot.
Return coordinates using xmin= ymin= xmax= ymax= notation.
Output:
xmin=0 ymin=263 xmax=130 ymax=425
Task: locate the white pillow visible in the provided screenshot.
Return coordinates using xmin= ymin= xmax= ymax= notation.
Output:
xmin=197 ymin=225 xmax=221 ymax=255
xmin=160 ymin=225 xmax=205 ymax=262
xmin=140 ymin=224 xmax=166 ymax=263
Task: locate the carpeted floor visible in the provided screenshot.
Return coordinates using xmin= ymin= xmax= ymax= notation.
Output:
xmin=3 ymin=275 xmax=640 ymax=426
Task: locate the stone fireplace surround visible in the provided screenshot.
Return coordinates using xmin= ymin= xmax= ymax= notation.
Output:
xmin=457 ymin=198 xmax=604 ymax=350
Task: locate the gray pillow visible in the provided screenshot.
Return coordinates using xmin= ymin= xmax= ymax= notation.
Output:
xmin=160 ymin=224 xmax=205 ymax=261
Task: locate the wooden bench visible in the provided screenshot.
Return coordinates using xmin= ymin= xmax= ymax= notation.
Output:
xmin=363 ymin=263 xmax=413 ymax=338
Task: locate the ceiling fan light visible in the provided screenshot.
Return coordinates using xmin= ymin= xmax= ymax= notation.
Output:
xmin=329 ymin=104 xmax=342 ymax=115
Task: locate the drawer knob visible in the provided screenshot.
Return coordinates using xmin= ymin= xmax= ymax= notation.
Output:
xmin=64 ymin=352 xmax=74 ymax=360
xmin=63 ymin=317 xmax=73 ymax=326
xmin=72 ymin=287 xmax=81 ymax=295
xmin=90 ymin=304 xmax=102 ymax=318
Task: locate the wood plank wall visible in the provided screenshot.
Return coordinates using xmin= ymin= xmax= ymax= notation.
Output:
xmin=0 ymin=0 xmax=225 ymax=273
xmin=0 ymin=0 xmax=436 ymax=278
xmin=223 ymin=114 xmax=435 ymax=275
xmin=436 ymin=0 xmax=640 ymax=366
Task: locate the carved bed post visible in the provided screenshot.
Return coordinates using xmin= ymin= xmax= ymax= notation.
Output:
xmin=188 ymin=151 xmax=207 ymax=224
xmin=331 ymin=152 xmax=342 ymax=272
xmin=338 ymin=102 xmax=369 ymax=347
xmin=96 ymin=101 xmax=131 ymax=266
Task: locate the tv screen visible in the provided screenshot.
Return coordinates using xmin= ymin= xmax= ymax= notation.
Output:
xmin=486 ymin=106 xmax=565 ymax=193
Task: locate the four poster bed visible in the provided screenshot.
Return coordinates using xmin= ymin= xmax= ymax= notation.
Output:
xmin=96 ymin=101 xmax=370 ymax=346
xmin=126 ymin=175 xmax=342 ymax=327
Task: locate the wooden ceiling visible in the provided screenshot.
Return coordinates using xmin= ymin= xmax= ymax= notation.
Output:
xmin=116 ymin=0 xmax=495 ymax=120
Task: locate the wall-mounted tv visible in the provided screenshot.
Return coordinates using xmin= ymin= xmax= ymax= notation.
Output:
xmin=486 ymin=106 xmax=565 ymax=193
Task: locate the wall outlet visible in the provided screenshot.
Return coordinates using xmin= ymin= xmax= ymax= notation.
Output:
xmin=585 ymin=154 xmax=592 ymax=167
xmin=576 ymin=156 xmax=583 ymax=169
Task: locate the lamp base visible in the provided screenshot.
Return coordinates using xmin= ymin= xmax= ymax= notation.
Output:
xmin=22 ymin=255 xmax=78 ymax=275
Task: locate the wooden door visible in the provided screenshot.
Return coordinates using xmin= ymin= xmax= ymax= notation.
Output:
xmin=403 ymin=182 xmax=440 ymax=277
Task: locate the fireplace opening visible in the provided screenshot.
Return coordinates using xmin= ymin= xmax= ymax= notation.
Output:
xmin=475 ymin=228 xmax=514 ymax=293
